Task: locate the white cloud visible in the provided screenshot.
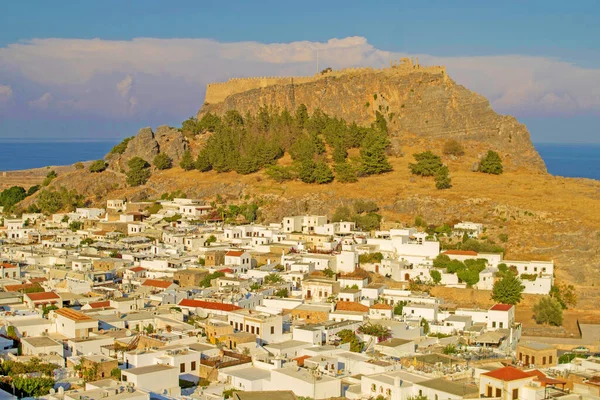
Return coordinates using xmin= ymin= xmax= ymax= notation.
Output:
xmin=28 ymin=92 xmax=52 ymax=109
xmin=116 ymin=75 xmax=133 ymax=98
xmin=1 ymin=36 xmax=599 ymax=119
xmin=0 ymin=85 xmax=12 ymax=102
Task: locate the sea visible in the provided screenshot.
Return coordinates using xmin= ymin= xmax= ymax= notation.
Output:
xmin=0 ymin=140 xmax=598 ymax=181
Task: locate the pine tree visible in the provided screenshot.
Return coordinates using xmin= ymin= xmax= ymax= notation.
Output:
xmin=491 ymin=273 xmax=525 ymax=305
xmin=435 ymin=165 xmax=452 ymax=189
xmin=179 ymin=150 xmax=195 ymax=171
xmin=480 ymin=150 xmax=503 ymax=174
xmin=359 ymin=130 xmax=392 ymax=175
xmin=334 ymin=162 xmax=358 ymax=183
xmin=195 ymin=149 xmax=212 ymax=172
xmin=312 ymin=162 xmax=334 ymax=184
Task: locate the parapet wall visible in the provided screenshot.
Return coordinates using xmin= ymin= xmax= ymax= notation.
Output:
xmin=204 ymin=58 xmax=446 ymax=104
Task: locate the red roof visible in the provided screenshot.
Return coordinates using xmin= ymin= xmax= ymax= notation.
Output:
xmin=4 ymin=283 xmax=38 ymax=292
xmin=25 ymin=291 xmax=61 ymax=301
xmin=1 ymin=263 xmax=17 ymax=269
xmin=88 ymin=300 xmax=111 ymax=309
xmin=28 ymin=277 xmax=47 ymax=283
xmin=482 ymin=366 xmax=533 ymax=382
xmin=129 ymin=266 xmax=146 ymax=273
xmin=219 ymin=268 xmax=234 ymax=273
xmin=226 ymin=251 xmax=244 ymax=257
xmin=336 ymin=301 xmax=369 ymax=312
xmin=141 ymin=279 xmax=173 ymax=289
xmin=371 ymin=303 xmax=393 ymax=310
xmin=293 ymin=355 xmax=312 ymax=367
xmin=490 ymin=304 xmax=514 ymax=311
xmin=442 ymin=250 xmax=478 ymax=256
xmin=179 ymin=299 xmax=241 ymax=312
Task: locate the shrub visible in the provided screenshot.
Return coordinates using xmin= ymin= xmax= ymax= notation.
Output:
xmin=430 ymin=269 xmax=442 ymax=284
xmin=443 ymin=139 xmax=465 ymax=156
xmin=265 ymin=165 xmax=295 ymax=182
xmin=409 ymin=151 xmax=443 ymax=176
xmin=533 ymin=297 xmax=563 ymax=326
xmin=74 ymin=162 xmax=85 ymax=170
xmin=179 ymin=150 xmax=195 ymax=171
xmin=334 ymin=162 xmax=358 ymax=183
xmin=435 ymin=165 xmax=452 ymax=189
xmin=479 ymin=150 xmax=503 ymax=174
xmin=110 ymin=136 xmax=134 ymax=154
xmin=153 ymin=153 xmax=172 ymax=170
xmin=491 ymin=273 xmax=525 ymax=305
xmin=88 ymin=159 xmax=107 ymax=173
xmin=42 ymin=170 xmax=57 ymax=186
xmin=126 ymin=157 xmax=151 ymax=186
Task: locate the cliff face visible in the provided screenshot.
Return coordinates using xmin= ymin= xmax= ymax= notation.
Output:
xmin=199 ymin=69 xmax=546 ymax=173
xmin=105 ymin=125 xmax=188 ymax=171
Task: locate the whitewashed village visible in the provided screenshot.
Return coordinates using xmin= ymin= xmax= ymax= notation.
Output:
xmin=0 ymin=197 xmax=598 ymax=400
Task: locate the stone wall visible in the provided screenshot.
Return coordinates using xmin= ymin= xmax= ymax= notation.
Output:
xmin=204 ymin=58 xmax=446 ymax=104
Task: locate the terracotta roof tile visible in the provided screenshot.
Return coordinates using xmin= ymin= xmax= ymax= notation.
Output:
xmin=336 ymin=301 xmax=369 ymax=312
xmin=88 ymin=300 xmax=111 ymax=309
xmin=25 ymin=291 xmax=61 ymax=301
xmin=442 ymin=250 xmax=478 ymax=256
xmin=371 ymin=303 xmax=393 ymax=310
xmin=490 ymin=304 xmax=513 ymax=311
xmin=226 ymin=251 xmax=244 ymax=257
xmin=482 ymin=366 xmax=533 ymax=382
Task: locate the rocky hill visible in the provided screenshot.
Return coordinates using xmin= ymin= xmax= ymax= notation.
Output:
xmin=199 ymin=60 xmax=546 ymax=173
xmin=2 ymin=61 xmax=599 ymax=306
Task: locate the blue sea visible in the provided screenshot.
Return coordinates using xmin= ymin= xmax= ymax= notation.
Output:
xmin=534 ymin=143 xmax=600 ymax=181
xmin=0 ymin=140 xmax=598 ymax=181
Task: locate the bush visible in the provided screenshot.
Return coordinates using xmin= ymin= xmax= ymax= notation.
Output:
xmin=126 ymin=157 xmax=151 ymax=186
xmin=27 ymin=185 xmax=40 ymax=196
xmin=435 ymin=165 xmax=452 ymax=189
xmin=265 ymin=165 xmax=295 ymax=182
xmin=89 ymin=159 xmax=107 ymax=173
xmin=491 ymin=273 xmax=525 ymax=305
xmin=443 ymin=139 xmax=465 ymax=156
xmin=533 ymin=297 xmax=563 ymax=326
xmin=110 ymin=136 xmax=134 ymax=154
xmin=334 ymin=162 xmax=358 ymax=183
xmin=359 ymin=252 xmax=383 ymax=264
xmin=36 ymin=186 xmax=85 ymax=215
xmin=430 ymin=269 xmax=442 ymax=284
xmin=153 ymin=153 xmax=172 ymax=170
xmin=42 ymin=170 xmax=57 ymax=186
xmin=74 ymin=162 xmax=85 ymax=169
xmin=0 ymin=186 xmax=27 ymax=210
xmin=353 ymin=200 xmax=379 ymax=214
xmin=409 ymin=151 xmax=443 ymax=176
xmin=479 ymin=150 xmax=503 ymax=174
xmin=195 ymin=149 xmax=212 ymax=172
xmin=179 ymin=150 xmax=195 ymax=171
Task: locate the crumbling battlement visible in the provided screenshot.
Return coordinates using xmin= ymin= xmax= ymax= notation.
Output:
xmin=204 ymin=58 xmax=446 ymax=104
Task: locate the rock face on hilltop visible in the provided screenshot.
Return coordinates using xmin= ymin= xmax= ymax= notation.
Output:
xmin=105 ymin=125 xmax=188 ymax=171
xmin=199 ymin=67 xmax=546 ymax=172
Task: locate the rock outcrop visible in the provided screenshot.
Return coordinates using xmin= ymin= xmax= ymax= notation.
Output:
xmin=199 ymin=66 xmax=546 ymax=173
xmin=105 ymin=125 xmax=187 ymax=171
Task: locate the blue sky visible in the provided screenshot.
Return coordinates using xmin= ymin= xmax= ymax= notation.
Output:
xmin=1 ymin=0 xmax=599 ymax=142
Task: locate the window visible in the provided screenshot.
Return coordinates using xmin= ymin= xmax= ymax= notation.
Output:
xmin=543 ymin=356 xmax=546 ymax=365
xmin=122 ymin=375 xmax=127 ymax=382
xmin=256 ymin=328 xmax=260 ymax=335
xmin=492 ymin=321 xmax=496 ymax=328
xmin=191 ymin=361 xmax=196 ymax=371
xmin=499 ymin=322 xmax=504 ymax=328
xmin=271 ymin=326 xmax=275 ymax=334
xmin=371 ymin=384 xmax=376 ymax=392
xmin=251 ymin=326 xmax=255 ymax=334
xmin=549 ymin=356 xmax=553 ymax=364
xmin=532 ymin=356 xmax=535 ymax=364
xmin=512 ymin=388 xmax=519 ymax=399
xmin=180 ymin=363 xmax=185 ymax=373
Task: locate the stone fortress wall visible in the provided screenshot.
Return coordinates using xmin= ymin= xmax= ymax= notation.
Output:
xmin=204 ymin=58 xmax=446 ymax=104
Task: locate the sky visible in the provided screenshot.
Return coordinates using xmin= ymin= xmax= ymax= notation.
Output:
xmin=1 ymin=0 xmax=599 ymax=143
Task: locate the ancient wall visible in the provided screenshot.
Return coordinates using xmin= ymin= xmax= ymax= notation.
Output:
xmin=204 ymin=58 xmax=446 ymax=104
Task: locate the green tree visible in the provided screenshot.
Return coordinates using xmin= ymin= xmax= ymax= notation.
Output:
xmin=334 ymin=162 xmax=358 ymax=183
xmin=298 ymin=160 xmax=317 ymax=183
xmin=264 ymin=273 xmax=283 ymax=284
xmin=153 ymin=153 xmax=172 ymax=170
xmin=126 ymin=157 xmax=151 ymax=186
xmin=179 ymin=150 xmax=195 ymax=171
xmin=323 ymin=268 xmax=335 ymax=278
xmin=353 ymin=200 xmax=379 ymax=214
xmin=409 ymin=151 xmax=443 ymax=176
xmin=443 ymin=139 xmax=465 ymax=156
xmin=42 ymin=170 xmax=57 ymax=186
xmin=195 ymin=148 xmax=212 ymax=172
xmin=435 ymin=165 xmax=452 ymax=189
xmin=144 ymin=324 xmax=155 ymax=335
xmin=74 ymin=162 xmax=85 ymax=170
xmin=429 ymin=269 xmax=442 ymax=284
xmin=110 ymin=367 xmax=121 ymax=380
xmin=420 ymin=318 xmax=430 ymax=335
xmin=359 ymin=130 xmax=392 ymax=175
xmin=69 ymin=221 xmax=83 ymax=232
xmin=0 ymin=186 xmax=27 ymax=210
xmin=181 ymin=116 xmax=201 ymax=135
xmin=479 ymin=150 xmax=503 ymax=174
xmin=491 ymin=273 xmax=525 ymax=305
xmin=332 ymin=206 xmax=352 ymax=222
xmin=457 ymin=268 xmax=480 ymax=286
xmin=88 ymin=159 xmax=107 ymax=173
xmin=533 ymin=297 xmax=563 ymax=326
xmin=312 ymin=161 xmax=334 ymax=184
xmin=550 ymin=283 xmax=578 ymax=309
xmin=443 ymin=344 xmax=458 ymax=355
xmin=433 ymin=254 xmax=451 ymax=269
xmin=393 ymin=301 xmax=407 ymax=316
xmin=275 ymin=288 xmax=289 ymax=298
xmin=27 ymin=185 xmax=40 ymax=196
